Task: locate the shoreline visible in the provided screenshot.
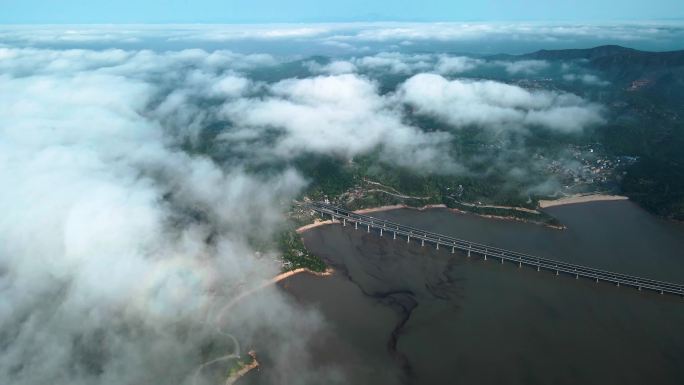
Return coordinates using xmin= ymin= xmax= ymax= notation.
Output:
xmin=453 ymin=201 xmax=540 ymax=214
xmin=295 ymin=203 xmax=566 ymax=233
xmin=295 ymin=219 xmax=334 ymax=233
xmin=272 ymin=267 xmax=334 ymax=283
xmin=446 ymin=206 xmax=566 ymax=230
xmin=353 ymin=203 xmax=446 ymax=214
xmin=295 ymin=204 xmax=448 ymax=234
xmin=226 ymin=351 xmax=259 ymax=385
xmin=211 ymin=268 xmax=333 ymax=384
xmin=539 ymin=194 xmax=628 ymax=208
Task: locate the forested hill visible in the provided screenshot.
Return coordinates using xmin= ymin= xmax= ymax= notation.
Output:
xmin=522 ymin=45 xmax=684 ymax=220
xmin=523 ymin=45 xmax=684 ymax=65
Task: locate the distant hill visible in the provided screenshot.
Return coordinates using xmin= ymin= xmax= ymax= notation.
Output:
xmin=526 ymin=45 xmax=680 ymax=61
xmin=524 ymin=45 xmax=639 ymax=60
xmin=522 ymin=46 xmax=684 ymax=221
xmin=523 ymin=45 xmax=684 ymax=72
xmin=521 ymin=45 xmax=684 ymax=76
xmin=518 ymin=45 xmax=684 ymax=108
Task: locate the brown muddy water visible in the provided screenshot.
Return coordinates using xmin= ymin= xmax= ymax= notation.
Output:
xmin=246 ymin=200 xmax=684 ymax=385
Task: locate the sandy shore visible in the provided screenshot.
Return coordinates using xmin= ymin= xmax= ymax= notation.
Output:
xmin=297 ymin=202 xmax=565 ymax=233
xmin=354 ymin=203 xmax=446 ymax=214
xmin=446 ymin=206 xmax=566 ymax=230
xmin=455 ymin=201 xmax=540 ymax=214
xmin=211 ymin=269 xmax=332 ymax=385
xmin=216 ymin=268 xmax=333 ymax=325
xmin=296 ymin=205 xmax=447 ymax=233
xmin=295 ymin=219 xmax=334 ymax=233
xmin=538 ymin=194 xmax=628 ymax=208
xmin=226 ymin=351 xmax=259 ymax=385
xmin=271 ymin=267 xmax=334 ymax=283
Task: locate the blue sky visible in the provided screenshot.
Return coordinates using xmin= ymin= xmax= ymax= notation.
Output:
xmin=1 ymin=0 xmax=683 ymax=23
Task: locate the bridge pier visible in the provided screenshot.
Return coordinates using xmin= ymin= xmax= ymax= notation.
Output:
xmin=304 ymin=203 xmax=684 ymax=299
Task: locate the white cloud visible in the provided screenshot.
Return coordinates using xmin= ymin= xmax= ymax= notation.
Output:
xmin=352 ymin=52 xmax=432 ymax=74
xmin=221 ymin=74 xmax=461 ymax=172
xmin=0 ymin=47 xmax=278 ymax=79
xmin=0 ymin=38 xmax=612 ymax=384
xmin=497 ymin=59 xmax=550 ymax=75
xmin=435 ymin=55 xmax=482 ymax=74
xmin=2 ymin=23 xmax=684 ymax=53
xmin=563 ymin=73 xmax=610 ymax=86
xmin=398 ymin=73 xmax=604 ymax=133
xmin=324 ymin=22 xmax=684 ymax=44
xmin=165 ymin=25 xmax=333 ymax=42
xmin=0 ymin=48 xmax=338 ymax=385
xmin=305 ymin=59 xmax=357 ymax=75
xmin=0 ymin=24 xmax=332 ymax=45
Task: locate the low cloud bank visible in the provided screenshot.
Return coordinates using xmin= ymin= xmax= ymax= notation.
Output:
xmin=220 ymin=73 xmax=460 ymax=172
xmin=497 ymin=59 xmax=549 ymax=75
xmin=398 ymin=73 xmax=604 ymax=133
xmin=0 ymin=44 xmax=605 ymax=385
xmin=563 ymin=73 xmax=611 ymax=86
xmin=3 ymin=23 xmax=683 ymax=56
xmin=0 ymin=48 xmax=336 ymax=385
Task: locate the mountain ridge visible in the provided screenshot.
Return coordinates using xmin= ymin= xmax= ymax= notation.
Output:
xmin=521 ymin=44 xmax=684 ymax=68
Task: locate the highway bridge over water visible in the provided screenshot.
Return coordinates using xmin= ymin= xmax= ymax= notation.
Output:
xmin=303 ymin=201 xmax=684 ymax=297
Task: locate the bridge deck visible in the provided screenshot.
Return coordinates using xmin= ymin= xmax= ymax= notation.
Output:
xmin=304 ymin=202 xmax=684 ymax=297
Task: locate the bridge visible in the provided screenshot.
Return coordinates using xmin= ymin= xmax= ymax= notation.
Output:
xmin=303 ymin=201 xmax=684 ymax=297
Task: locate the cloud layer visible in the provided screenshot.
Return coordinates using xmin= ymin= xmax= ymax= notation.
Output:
xmin=220 ymin=73 xmax=459 ymax=171
xmin=2 ymin=22 xmax=683 ymax=53
xmin=0 ymin=38 xmax=606 ymax=385
xmin=0 ymin=48 xmax=333 ymax=385
xmin=398 ymin=73 xmax=604 ymax=133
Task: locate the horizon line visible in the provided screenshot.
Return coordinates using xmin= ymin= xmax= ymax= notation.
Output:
xmin=2 ymin=18 xmax=684 ymax=26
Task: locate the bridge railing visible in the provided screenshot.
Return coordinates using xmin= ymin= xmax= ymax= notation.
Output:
xmin=302 ymin=202 xmax=684 ymax=296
